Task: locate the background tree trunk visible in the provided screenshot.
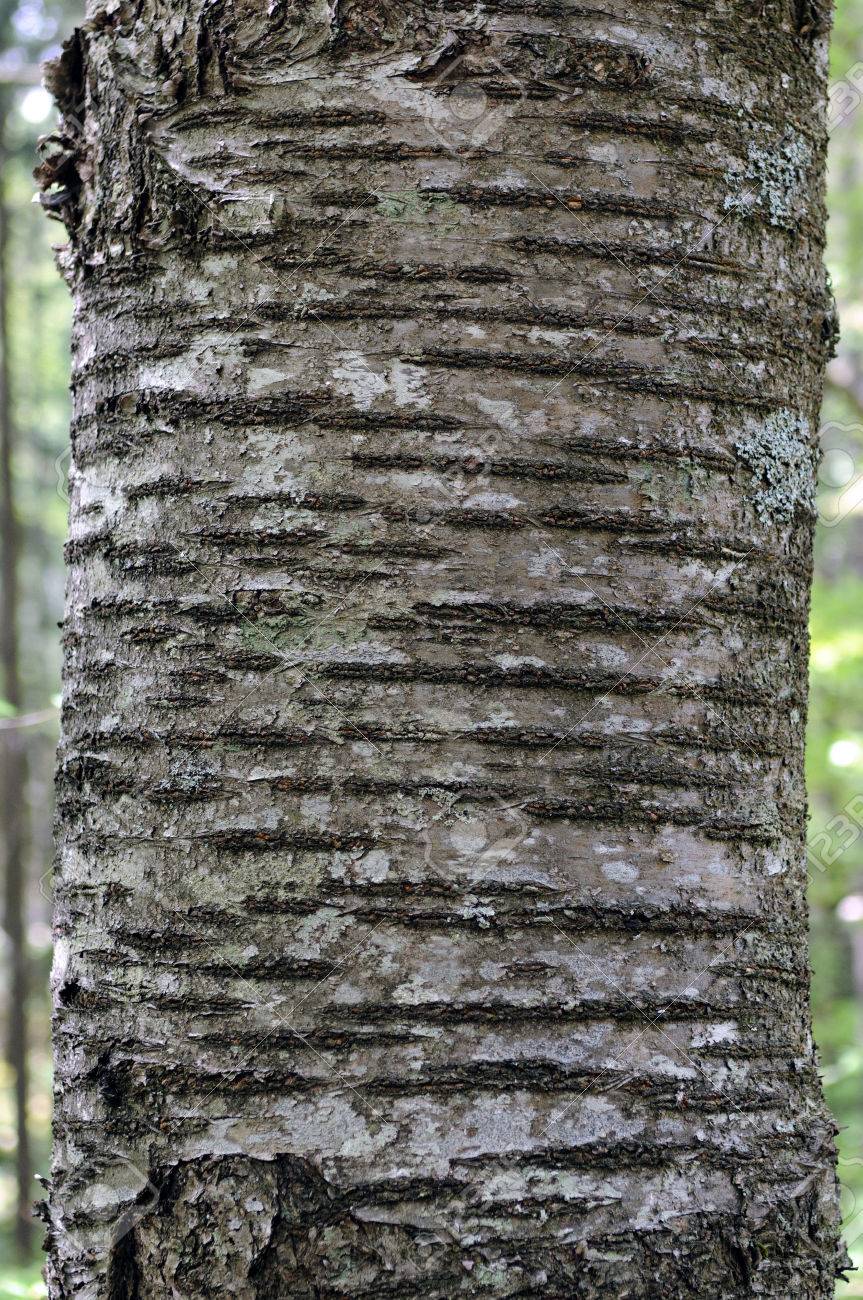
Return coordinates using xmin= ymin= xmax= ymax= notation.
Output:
xmin=42 ymin=1 xmax=846 ymax=1295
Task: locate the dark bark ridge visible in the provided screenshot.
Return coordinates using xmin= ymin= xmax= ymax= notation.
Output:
xmin=42 ymin=0 xmax=845 ymax=1296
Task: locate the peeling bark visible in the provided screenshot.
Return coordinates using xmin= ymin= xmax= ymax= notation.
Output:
xmin=42 ymin=0 xmax=846 ymax=1296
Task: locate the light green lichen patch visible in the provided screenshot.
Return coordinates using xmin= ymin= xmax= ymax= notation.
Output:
xmin=735 ymin=409 xmax=816 ymax=522
xmin=724 ymin=132 xmax=811 ymax=228
xmin=417 ymin=786 xmax=473 ymax=826
xmin=375 ymin=188 xmax=461 ymax=230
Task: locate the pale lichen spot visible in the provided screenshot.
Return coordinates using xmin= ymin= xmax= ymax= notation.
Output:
xmin=724 ymin=131 xmax=811 ymax=228
xmin=248 ymin=366 xmax=290 ymax=394
xmin=375 ymin=188 xmax=461 ymax=231
xmin=735 ymin=409 xmax=816 ymax=522
xmin=600 ymin=859 xmax=640 ymax=884
xmin=333 ymin=353 xmax=429 ymax=412
xmin=390 ymin=360 xmax=430 ymax=408
xmin=355 ymin=850 xmax=391 ymax=883
xmin=332 ymin=351 xmax=389 ymax=409
xmin=692 ymin=1021 xmax=738 ymax=1047
xmin=494 ymin=653 xmax=547 ymax=670
xmin=464 ymin=490 xmax=522 ymax=509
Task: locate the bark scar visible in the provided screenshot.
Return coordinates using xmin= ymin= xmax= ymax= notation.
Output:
xmin=794 ymin=0 xmax=830 ymax=38
xmin=35 ymin=30 xmax=88 ymax=232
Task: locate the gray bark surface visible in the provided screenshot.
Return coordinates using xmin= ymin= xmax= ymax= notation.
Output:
xmin=41 ymin=1 xmax=845 ymax=1296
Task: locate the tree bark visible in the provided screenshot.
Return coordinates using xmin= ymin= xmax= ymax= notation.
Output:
xmin=42 ymin=1 xmax=846 ymax=1296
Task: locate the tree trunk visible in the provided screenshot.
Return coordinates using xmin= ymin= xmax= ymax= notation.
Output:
xmin=41 ymin=2 xmax=846 ymax=1296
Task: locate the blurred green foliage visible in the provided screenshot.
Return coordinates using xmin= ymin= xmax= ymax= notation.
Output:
xmin=813 ymin=8 xmax=863 ymax=1293
xmin=0 ymin=0 xmax=80 ymax=1289
xmin=1 ymin=0 xmax=863 ymax=1296
xmin=0 ymin=158 xmax=65 ymax=1300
